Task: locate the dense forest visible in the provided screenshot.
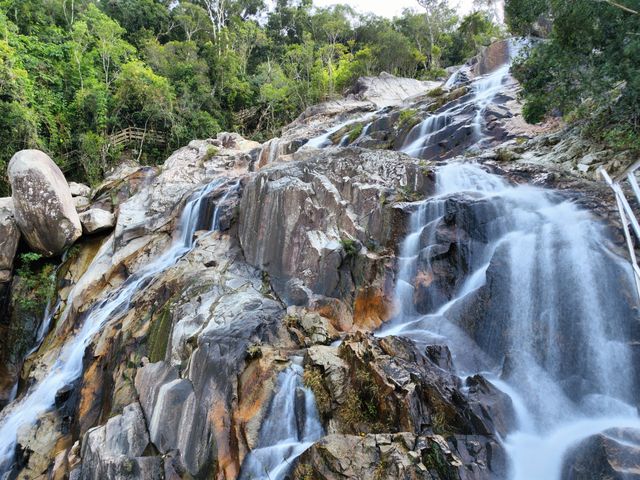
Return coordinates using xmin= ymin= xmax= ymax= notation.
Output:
xmin=0 ymin=0 xmax=502 ymax=194
xmin=2 ymin=0 xmax=638 ymax=197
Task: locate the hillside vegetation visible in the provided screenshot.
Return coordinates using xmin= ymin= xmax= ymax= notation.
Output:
xmin=0 ymin=0 xmax=502 ymax=194
xmin=506 ymin=0 xmax=640 ymax=156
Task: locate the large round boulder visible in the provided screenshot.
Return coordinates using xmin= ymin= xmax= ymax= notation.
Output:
xmin=8 ymin=150 xmax=82 ymax=256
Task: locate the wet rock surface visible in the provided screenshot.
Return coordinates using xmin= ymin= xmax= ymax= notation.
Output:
xmin=1 ymin=42 xmax=638 ymax=480
xmin=562 ymin=428 xmax=640 ymax=480
xmin=294 ymin=432 xmax=506 ymax=480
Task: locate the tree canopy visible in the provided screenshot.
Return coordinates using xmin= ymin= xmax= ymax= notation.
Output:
xmin=0 ymin=0 xmax=502 ymax=194
xmin=506 ymin=0 xmax=640 ymax=154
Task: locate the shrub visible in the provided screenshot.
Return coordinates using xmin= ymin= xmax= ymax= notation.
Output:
xmin=340 ymin=238 xmax=359 ymax=257
xmin=15 ymin=252 xmax=56 ymax=313
xmin=398 ymin=109 xmax=419 ymax=129
xmin=427 ymin=86 xmax=445 ymax=97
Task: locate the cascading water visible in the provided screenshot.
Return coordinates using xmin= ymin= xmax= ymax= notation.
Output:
xmin=381 ymin=162 xmax=640 ymax=479
xmin=239 ymin=359 xmax=324 ymax=480
xmin=302 ymin=111 xmax=377 ymax=149
xmin=0 ymin=177 xmax=229 ymax=478
xmin=212 ymin=180 xmax=239 ymax=230
xmin=401 ymin=40 xmax=524 ymax=159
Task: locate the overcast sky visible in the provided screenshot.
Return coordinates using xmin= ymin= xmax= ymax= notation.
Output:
xmin=312 ymin=0 xmax=477 ymax=18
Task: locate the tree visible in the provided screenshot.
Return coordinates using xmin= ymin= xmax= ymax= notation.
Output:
xmin=84 ymin=4 xmax=135 ymax=88
xmin=173 ymin=2 xmax=211 ymax=41
xmin=508 ymin=0 xmax=640 ymax=154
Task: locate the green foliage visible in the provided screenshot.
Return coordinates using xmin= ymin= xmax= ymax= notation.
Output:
xmin=340 ymin=238 xmax=359 ymax=257
xmin=303 ymin=366 xmax=332 ymax=417
xmin=337 ymin=366 xmax=392 ymax=432
xmin=508 ymin=0 xmax=640 ymax=155
xmin=397 ymin=186 xmax=422 ymax=202
xmin=347 ymin=124 xmax=364 ymax=142
xmin=399 ymin=108 xmax=420 ymax=129
xmin=15 ymin=252 xmax=56 ymax=313
xmin=0 ymin=1 xmax=502 ymax=191
xmin=245 ymin=343 xmax=263 ymax=360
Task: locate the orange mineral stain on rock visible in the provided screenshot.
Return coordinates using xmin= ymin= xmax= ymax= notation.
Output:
xmin=353 ymin=287 xmax=392 ymax=332
xmin=210 ymin=400 xmax=240 ymax=480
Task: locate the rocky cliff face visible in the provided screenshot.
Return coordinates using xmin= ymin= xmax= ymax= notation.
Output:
xmin=0 ymin=41 xmax=638 ymax=480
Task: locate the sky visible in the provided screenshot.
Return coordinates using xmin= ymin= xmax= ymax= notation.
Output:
xmin=312 ymin=0 xmax=477 ymax=18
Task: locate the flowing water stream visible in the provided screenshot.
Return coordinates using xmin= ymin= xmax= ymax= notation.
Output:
xmin=239 ymin=359 xmax=324 ymax=480
xmin=0 ymin=177 xmax=230 ymax=477
xmin=380 ymin=162 xmax=640 ymax=479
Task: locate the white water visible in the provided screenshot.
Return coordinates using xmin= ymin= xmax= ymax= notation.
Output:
xmin=302 ymin=112 xmax=377 ymax=149
xmin=239 ymin=359 xmax=324 ymax=480
xmin=380 ymin=162 xmax=640 ymax=479
xmin=212 ymin=180 xmax=239 ymax=230
xmin=401 ymin=41 xmax=524 ymax=159
xmin=0 ymin=178 xmax=228 ymax=477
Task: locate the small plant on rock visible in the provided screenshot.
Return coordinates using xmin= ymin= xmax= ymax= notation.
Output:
xmin=396 ymin=186 xmax=422 ymax=202
xmin=427 ymin=86 xmax=445 ymax=97
xmin=340 ymin=238 xmax=359 ymax=258
xmin=303 ymin=367 xmax=332 ymax=417
xmin=246 ymin=343 xmax=263 ymax=360
xmin=398 ymin=109 xmax=419 ymax=129
xmin=348 ymin=124 xmax=364 ymax=142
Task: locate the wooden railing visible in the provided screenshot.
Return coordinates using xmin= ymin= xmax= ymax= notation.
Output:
xmin=599 ymin=164 xmax=640 ymax=299
xmin=109 ymin=127 xmax=167 ymax=148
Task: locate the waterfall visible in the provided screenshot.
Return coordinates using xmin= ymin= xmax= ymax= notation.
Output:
xmin=302 ymin=111 xmax=377 ymax=149
xmin=239 ymin=359 xmax=324 ymax=480
xmin=0 ymin=177 xmax=228 ymax=478
xmin=212 ymin=180 xmax=239 ymax=230
xmin=400 ymin=64 xmax=511 ymax=157
xmin=401 ymin=112 xmax=455 ymax=158
xmin=381 ymin=162 xmax=640 ymax=479
xmin=401 ymin=40 xmax=526 ymax=159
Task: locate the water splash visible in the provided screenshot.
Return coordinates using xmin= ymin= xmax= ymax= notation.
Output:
xmin=239 ymin=359 xmax=324 ymax=480
xmin=0 ymin=177 xmax=227 ymax=477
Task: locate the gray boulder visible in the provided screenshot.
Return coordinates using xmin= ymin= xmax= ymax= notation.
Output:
xmin=8 ymin=150 xmax=82 ymax=256
xmin=0 ymin=198 xmax=20 ymax=283
xmin=562 ymin=428 xmax=640 ymax=479
xmin=68 ymin=182 xmax=91 ymax=198
xmin=80 ymin=402 xmax=163 ymax=480
xmin=79 ymin=208 xmax=116 ymax=234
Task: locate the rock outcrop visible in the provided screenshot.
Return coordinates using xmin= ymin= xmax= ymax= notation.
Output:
xmin=79 ymin=209 xmax=116 ymax=234
xmin=349 ymin=72 xmax=441 ymax=108
xmin=562 ymin=428 xmax=640 ymax=479
xmin=8 ymin=150 xmax=82 ymax=256
xmin=294 ymin=432 xmax=507 ymax=480
xmin=302 ymin=333 xmax=515 ymax=438
xmin=239 ymin=148 xmax=432 ymax=330
xmin=0 ymin=198 xmax=19 ymax=283
xmin=79 ymin=403 xmax=162 ymax=480
xmin=474 ymin=39 xmax=511 ymax=75
xmin=68 ymin=182 xmax=91 ymax=198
